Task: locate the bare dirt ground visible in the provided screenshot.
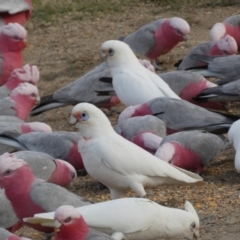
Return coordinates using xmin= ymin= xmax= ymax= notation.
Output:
xmin=15 ymin=1 xmax=240 ymax=239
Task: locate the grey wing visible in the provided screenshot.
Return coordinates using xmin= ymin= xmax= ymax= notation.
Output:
xmin=115 ymin=115 xmax=166 ymax=139
xmin=0 ymin=87 xmax=10 ymax=99
xmin=30 ymin=180 xmax=91 ymax=211
xmin=87 ymin=228 xmax=114 ymax=240
xmin=0 ymin=190 xmax=19 ymax=229
xmin=53 ymin=62 xmax=113 ymax=104
xmin=18 ymin=131 xmax=79 ymax=160
xmin=0 ymin=122 xmax=21 ymax=134
xmin=14 ymin=151 xmax=56 ymax=181
xmin=123 ymin=19 xmax=164 ymax=56
xmin=160 ymin=71 xmax=204 ymax=95
xmin=161 ymin=130 xmax=224 ymax=166
xmin=0 ymin=116 xmax=24 ymax=123
xmin=150 ymin=98 xmax=232 ymax=132
xmin=223 ymin=14 xmax=240 ymax=26
xmin=208 ymin=55 xmax=240 ymax=80
xmin=0 ymin=228 xmax=11 ymax=239
xmin=0 ymin=98 xmax=16 ymax=116
xmin=178 ymin=42 xmax=213 ymax=70
xmin=0 ymin=0 xmax=30 ymax=14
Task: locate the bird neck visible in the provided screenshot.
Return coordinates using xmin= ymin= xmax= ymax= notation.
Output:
xmin=48 ymin=160 xmax=72 ymax=187
xmin=66 ymin=143 xmax=85 ymax=170
xmin=0 ymin=35 xmax=26 ymax=52
xmin=5 ymin=76 xmax=21 ymax=90
xmin=209 ymin=44 xmax=226 ymax=56
xmin=56 ymin=218 xmax=89 ymax=240
xmin=11 ymin=94 xmax=36 ymax=120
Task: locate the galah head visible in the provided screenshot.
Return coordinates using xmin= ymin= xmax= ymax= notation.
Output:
xmin=139 ymin=59 xmax=155 ymax=73
xmin=169 ymin=17 xmax=190 ymax=41
xmin=0 ymin=23 xmax=27 ymax=51
xmin=8 ymin=64 xmax=40 ymax=88
xmin=57 ymin=160 xmax=77 ymax=181
xmin=21 ymin=122 xmax=52 ymax=133
xmin=0 ymin=152 xmax=27 ymax=180
xmin=209 ymin=23 xmax=226 ymax=41
xmin=216 ymin=35 xmax=237 ymax=54
xmin=10 ymin=82 xmax=40 ymax=105
xmin=54 ymin=205 xmax=89 ymax=237
xmin=69 ymin=102 xmax=112 ymax=137
xmin=184 ymin=201 xmax=200 ymax=239
xmin=101 ymin=40 xmax=137 ymax=67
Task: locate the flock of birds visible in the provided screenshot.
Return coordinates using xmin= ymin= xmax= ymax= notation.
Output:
xmin=1 ymin=1 xmax=240 ymax=240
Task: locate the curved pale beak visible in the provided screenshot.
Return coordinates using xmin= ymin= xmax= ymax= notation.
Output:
xmin=35 ymin=96 xmax=40 ymax=105
xmin=54 ymin=220 xmax=61 ymax=232
xmin=183 ymin=35 xmax=188 ymax=41
xmin=69 ymin=114 xmax=78 ymax=125
xmin=101 ymin=50 xmax=108 ymax=59
xmin=193 ymin=230 xmax=200 ymax=239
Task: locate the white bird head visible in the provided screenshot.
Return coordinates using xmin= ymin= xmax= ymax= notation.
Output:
xmin=209 ymin=23 xmax=226 ymax=41
xmin=69 ymin=103 xmax=113 ymax=138
xmin=216 ymin=35 xmax=237 ymax=54
xmin=101 ymin=40 xmax=139 ymax=68
xmin=184 ymin=201 xmax=200 ymax=239
xmin=0 ymin=153 xmax=27 ymax=177
xmin=169 ymin=17 xmax=190 ymax=40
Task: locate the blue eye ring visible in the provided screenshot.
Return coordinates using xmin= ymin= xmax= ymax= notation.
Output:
xmin=81 ymin=111 xmax=89 ymax=121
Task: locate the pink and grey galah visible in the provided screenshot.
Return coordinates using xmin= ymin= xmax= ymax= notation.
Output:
xmin=118 ymin=97 xmax=239 ymax=134
xmin=0 ymin=131 xmax=84 ymax=170
xmin=53 ymin=205 xmax=114 ymax=240
xmin=160 ymin=71 xmax=225 ymax=110
xmin=0 ymin=121 xmax=52 ymax=155
xmin=114 ymin=115 xmax=166 ymax=154
xmin=0 ymin=227 xmax=30 ymax=240
xmin=155 ymin=130 xmax=224 ymax=174
xmin=120 ymin=17 xmax=190 ymax=68
xmin=0 ymin=83 xmax=40 ymax=120
xmin=0 ymin=0 xmax=32 ymax=28
xmin=0 ymin=155 xmax=91 ymax=233
xmin=187 ymin=54 xmax=240 ymax=85
xmin=3 ymin=151 xmax=76 ymax=187
xmin=0 ymin=64 xmax=39 ymax=99
xmin=176 ymin=35 xmax=237 ymax=70
xmin=0 ymin=23 xmax=27 ymax=86
xmin=194 ymin=79 xmax=240 ymax=103
xmin=209 ymin=14 xmax=240 ymax=50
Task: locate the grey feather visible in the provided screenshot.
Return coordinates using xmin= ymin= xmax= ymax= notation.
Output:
xmin=188 ymin=54 xmax=240 ymax=84
xmin=223 ymin=14 xmax=240 ymax=26
xmin=0 ymin=190 xmax=19 ymax=229
xmin=160 ymin=130 xmax=224 ymax=166
xmin=0 ymin=98 xmax=16 ymax=116
xmin=0 ymin=116 xmax=24 ymax=123
xmin=115 ymin=115 xmax=166 ymax=139
xmin=148 ymin=97 xmax=236 ymax=133
xmin=123 ymin=19 xmax=164 ymax=56
xmin=177 ymin=41 xmax=215 ymax=70
xmin=87 ymin=228 xmax=114 ymax=240
xmin=195 ymin=79 xmax=240 ymax=102
xmin=30 ymin=179 xmax=91 ymax=211
xmin=14 ymin=151 xmax=57 ymax=181
xmin=160 ymin=71 xmax=207 ymax=95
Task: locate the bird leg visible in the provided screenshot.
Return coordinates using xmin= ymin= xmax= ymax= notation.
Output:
xmin=130 ymin=182 xmax=146 ymax=198
xmin=109 ymin=188 xmax=122 ymax=199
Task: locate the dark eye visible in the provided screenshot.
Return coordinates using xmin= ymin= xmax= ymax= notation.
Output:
xmin=64 ymin=217 xmax=71 ymax=223
xmin=190 ymin=222 xmax=196 ymax=232
xmin=108 ymin=48 xmax=115 ymax=56
xmin=4 ymin=169 xmax=12 ymax=176
xmin=13 ymin=36 xmax=20 ymax=40
xmin=81 ymin=112 xmax=89 ymax=121
xmin=176 ymin=29 xmax=182 ymax=35
xmin=31 ymin=93 xmax=36 ymax=97
xmin=224 ymin=50 xmax=228 ymax=55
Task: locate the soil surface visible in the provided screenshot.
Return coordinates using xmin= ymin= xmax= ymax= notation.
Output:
xmin=15 ymin=2 xmax=240 ymax=239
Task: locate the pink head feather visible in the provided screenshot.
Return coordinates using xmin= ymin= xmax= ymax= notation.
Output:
xmin=56 ymin=160 xmax=77 ymax=180
xmin=1 ymin=23 xmax=27 ymax=40
xmin=216 ymin=35 xmax=238 ymax=54
xmin=22 ymin=122 xmax=52 ymax=133
xmin=10 ymin=82 xmax=39 ymax=98
xmin=139 ymin=59 xmax=155 ymax=73
xmin=0 ymin=153 xmax=27 ymax=175
xmin=169 ymin=17 xmax=190 ymax=35
xmin=118 ymin=105 xmax=138 ymax=122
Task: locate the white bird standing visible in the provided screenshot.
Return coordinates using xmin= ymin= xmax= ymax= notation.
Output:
xmin=100 ymin=40 xmax=180 ymax=106
xmin=24 ymin=198 xmax=200 ymax=240
xmin=69 ymin=103 xmax=203 ymax=199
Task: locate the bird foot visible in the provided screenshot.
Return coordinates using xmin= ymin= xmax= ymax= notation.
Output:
xmin=152 ymin=61 xmax=167 ymax=71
